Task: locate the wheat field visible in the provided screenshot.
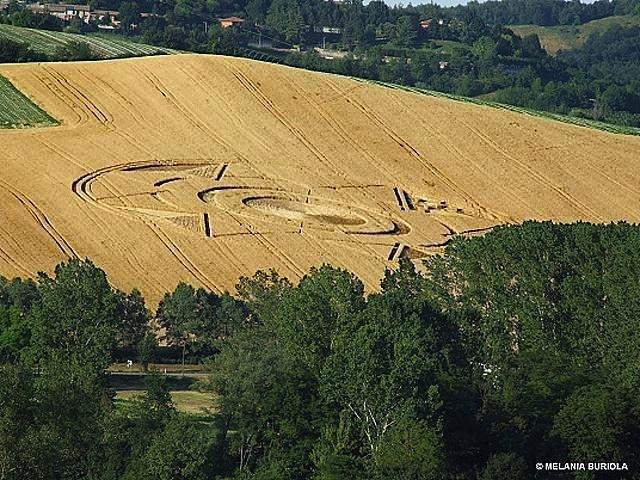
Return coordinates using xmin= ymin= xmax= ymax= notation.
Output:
xmin=1 ymin=54 xmax=639 ymax=302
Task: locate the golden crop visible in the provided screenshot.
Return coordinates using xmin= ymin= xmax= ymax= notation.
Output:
xmin=1 ymin=54 xmax=639 ymax=303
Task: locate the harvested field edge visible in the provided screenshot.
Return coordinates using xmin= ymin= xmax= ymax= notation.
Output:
xmin=359 ymin=79 xmax=640 ymax=137
xmin=0 ymin=75 xmax=59 ymax=129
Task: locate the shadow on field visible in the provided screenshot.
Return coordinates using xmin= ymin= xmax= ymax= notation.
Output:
xmin=106 ymin=372 xmax=201 ymax=391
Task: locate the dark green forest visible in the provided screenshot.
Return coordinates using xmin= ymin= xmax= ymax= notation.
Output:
xmin=2 ymin=0 xmax=640 ymax=129
xmin=2 ymin=221 xmax=640 ymax=479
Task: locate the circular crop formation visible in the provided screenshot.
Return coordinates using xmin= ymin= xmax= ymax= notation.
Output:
xmin=242 ymin=196 xmax=367 ymax=226
xmin=72 ymin=161 xmax=407 ymax=237
xmin=206 ymin=187 xmax=401 ymax=235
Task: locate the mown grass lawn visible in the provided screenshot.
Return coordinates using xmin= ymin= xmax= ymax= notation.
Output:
xmin=116 ymin=389 xmax=217 ymax=414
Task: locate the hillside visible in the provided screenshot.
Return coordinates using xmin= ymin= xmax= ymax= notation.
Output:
xmin=0 ymin=24 xmax=177 ymax=59
xmin=1 ymin=54 xmax=639 ymax=302
xmin=510 ymin=15 xmax=640 ymax=55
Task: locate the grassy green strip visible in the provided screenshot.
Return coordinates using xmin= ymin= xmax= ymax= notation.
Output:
xmin=0 ymin=75 xmax=58 ymax=128
xmin=360 ymin=79 xmax=640 ymax=137
xmin=0 ymin=24 xmax=178 ymax=60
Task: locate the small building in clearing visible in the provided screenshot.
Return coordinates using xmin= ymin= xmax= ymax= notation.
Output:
xmin=218 ymin=16 xmax=244 ymax=28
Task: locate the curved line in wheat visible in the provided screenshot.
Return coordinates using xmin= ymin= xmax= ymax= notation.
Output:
xmin=0 ymin=179 xmax=78 ymax=258
xmin=32 ymin=137 xmax=164 ymax=289
xmin=220 ymin=62 xmax=407 ymax=237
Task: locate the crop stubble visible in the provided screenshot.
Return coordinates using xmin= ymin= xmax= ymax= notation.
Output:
xmin=1 ymin=54 xmax=639 ymax=303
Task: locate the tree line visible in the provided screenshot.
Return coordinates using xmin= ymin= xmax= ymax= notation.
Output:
xmin=2 ymin=220 xmax=640 ymax=478
xmin=443 ymin=0 xmax=640 ymax=27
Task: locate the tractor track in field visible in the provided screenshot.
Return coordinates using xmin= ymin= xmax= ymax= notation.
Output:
xmin=31 ymin=69 xmax=84 ymax=125
xmin=383 ymin=90 xmax=519 ymax=223
xmin=181 ymin=60 xmax=334 ymax=228
xmin=42 ymin=65 xmax=112 ymax=127
xmin=81 ymin=69 xmax=146 ymax=123
xmin=174 ymin=60 xmax=277 ymax=163
xmin=71 ymin=159 xmax=241 ymax=292
xmin=139 ymin=62 xmax=283 ymax=278
xmin=132 ymin=64 xmax=225 ymax=159
xmin=225 ymin=209 xmax=306 ymax=277
xmin=34 ymin=138 xmax=162 ymax=287
xmin=460 ymin=118 xmax=604 ymax=221
xmin=286 ymin=75 xmax=411 ymax=213
xmin=60 ymin=63 xmax=233 ymax=291
xmin=70 ymin=161 xmax=189 ymax=292
xmin=0 ymin=226 xmax=33 ymax=277
xmin=0 ymin=245 xmax=31 ymax=277
xmin=147 ymin=224 xmax=223 ymax=293
xmin=73 ymin=67 xmax=159 ymax=159
xmin=0 ymin=179 xmax=77 ymax=259
xmin=224 ymin=63 xmax=343 ymax=171
xmin=222 ymin=63 xmax=406 ymax=249
xmin=555 ymin=145 xmax=640 ymax=201
xmin=181 ymin=60 xmax=405 ymax=261
xmin=4 ymin=55 xmax=636 ymax=297
xmin=334 ymin=80 xmax=489 ymax=217
xmin=329 ymin=78 xmax=502 ymax=223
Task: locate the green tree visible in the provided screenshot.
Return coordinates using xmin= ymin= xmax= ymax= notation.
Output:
xmin=55 ymin=41 xmax=96 ymax=61
xmin=141 ymin=372 xmax=175 ymax=420
xmin=600 ymin=84 xmax=633 ymax=113
xmin=553 ymin=382 xmax=640 ymax=466
xmin=473 ymin=36 xmax=498 ymax=64
xmin=119 ymin=2 xmax=141 ymax=32
xmin=392 ymin=16 xmax=418 ymax=48
xmin=479 ymin=453 xmax=528 ymax=480
xmin=27 ymin=258 xmax=123 ymax=371
xmin=209 ymin=326 xmax=321 ymax=476
xmin=521 ymin=33 xmax=544 ymax=57
xmin=208 ymin=23 xmax=238 ymax=55
xmin=373 ymin=418 xmax=443 ymax=480
xmin=104 ymin=373 xmax=175 ymax=479
xmin=320 ymin=262 xmax=453 ymax=457
xmin=137 ymin=330 xmax=158 ymax=371
xmin=0 ymin=358 xmax=111 ymax=479
xmin=211 ymin=292 xmax=248 ymax=339
xmin=0 ymin=277 xmax=38 ymax=363
xmin=136 ymin=416 xmax=222 ymax=480
xmin=0 ymin=38 xmax=47 ymax=62
xmin=266 ymin=0 xmax=304 ymax=44
xmin=118 ymin=288 xmax=150 ymax=349
xmin=0 ymin=305 xmax=30 ymax=363
xmin=341 ymin=4 xmax=365 ymax=50
xmin=0 ymin=363 xmax=34 ymax=479
xmin=156 ymin=282 xmax=217 ymax=366
xmin=264 ymin=265 xmax=365 ymax=374
xmin=245 ymin=0 xmax=269 ymax=24
xmin=236 ymin=268 xmax=291 ymax=322
xmin=65 ymin=16 xmax=86 ymax=34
